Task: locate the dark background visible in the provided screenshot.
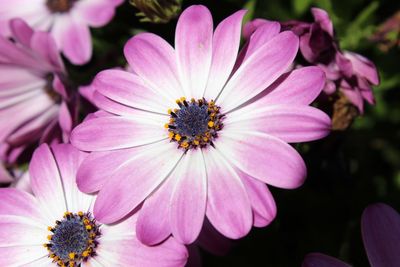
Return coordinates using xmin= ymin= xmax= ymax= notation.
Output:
xmin=74 ymin=0 xmax=400 ymax=266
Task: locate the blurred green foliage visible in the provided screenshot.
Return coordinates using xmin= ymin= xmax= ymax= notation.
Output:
xmin=66 ymin=0 xmax=400 ymax=266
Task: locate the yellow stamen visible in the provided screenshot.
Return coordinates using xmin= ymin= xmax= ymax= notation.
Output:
xmin=47 ymin=235 xmax=52 ymax=240
xmin=69 ymin=252 xmax=75 ymax=259
xmin=175 ymin=134 xmax=182 ymax=141
xmin=85 ymin=225 xmax=92 ymax=230
xmin=168 ymin=132 xmax=175 ymax=139
xmin=167 ymin=108 xmax=172 ymax=114
xmin=208 ymin=121 xmax=214 ymax=128
xmin=164 ymin=123 xmax=169 ymax=129
xmin=180 ymin=97 xmax=186 ymax=101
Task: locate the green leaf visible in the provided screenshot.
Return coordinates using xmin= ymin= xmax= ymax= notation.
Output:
xmin=292 ymin=0 xmax=313 ymax=16
xmin=243 ymin=0 xmax=257 ymax=26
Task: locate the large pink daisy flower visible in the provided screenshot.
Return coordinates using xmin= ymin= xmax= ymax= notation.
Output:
xmin=0 ymin=143 xmax=187 ymax=266
xmin=0 ymin=0 xmax=123 ymax=64
xmin=71 ymin=5 xmax=331 ymax=244
xmin=0 ymin=19 xmax=73 ymax=164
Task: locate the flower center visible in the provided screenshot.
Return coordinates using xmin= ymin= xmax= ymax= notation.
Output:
xmin=46 ymin=0 xmax=78 ymax=13
xmin=165 ymin=97 xmax=224 ymax=150
xmin=44 ymin=212 xmax=100 ymax=267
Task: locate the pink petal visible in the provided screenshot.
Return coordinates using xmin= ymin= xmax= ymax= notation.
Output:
xmin=51 ymin=144 xmax=93 ymax=213
xmin=29 ymin=144 xmax=67 ymax=222
xmin=204 ymin=10 xmax=246 ymax=100
xmin=341 ymin=79 xmax=364 ymax=113
xmin=94 ymin=140 xmax=183 ymax=224
xmin=217 ymin=31 xmax=299 ymax=112
xmin=124 ymin=33 xmax=184 ymax=101
xmin=0 ymin=215 xmax=47 ymax=246
xmin=97 ymin=237 xmax=188 ymax=267
xmin=0 ymin=164 xmax=13 ymax=183
xmin=302 ymin=253 xmax=351 ymax=267
xmin=216 ymin=131 xmax=307 ymax=189
xmin=75 ymin=0 xmax=121 ymax=27
xmin=9 ymin=18 xmax=33 ymax=48
xmin=0 ymin=188 xmax=44 ymax=222
xmin=136 ymin=177 xmax=175 ymax=245
xmin=344 ymin=51 xmax=379 ymax=85
xmin=225 ymin=105 xmax=331 ymax=143
xmin=361 ymin=203 xmax=400 ymax=267
xmin=240 ymin=173 xmax=277 ymax=227
xmin=70 ymin=115 xmax=166 ymax=151
xmin=175 ymin=5 xmax=213 ymax=98
xmin=241 ymin=20 xmax=281 ymax=62
xmin=94 ymin=69 xmax=170 ymax=114
xmin=92 ymin=90 xmax=155 ymax=117
xmin=203 ymin=148 xmax=252 ymax=239
xmin=170 ymin=150 xmax=207 ymax=244
xmin=77 ymin=146 xmax=143 ymax=193
xmin=0 ymin=246 xmax=48 ymax=266
xmin=52 ymin=15 xmax=92 ymax=65
xmin=311 ymin=8 xmax=334 ymax=37
xmin=30 ymin=30 xmax=64 ymax=72
xmin=248 ymin=66 xmax=326 ymax=107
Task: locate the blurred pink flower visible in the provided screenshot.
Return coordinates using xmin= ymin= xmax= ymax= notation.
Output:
xmin=0 ymin=143 xmax=188 ymax=266
xmin=71 ymin=5 xmax=331 ymax=244
xmin=0 ymin=0 xmax=123 ymax=64
xmin=0 ymin=19 xmax=75 ymax=164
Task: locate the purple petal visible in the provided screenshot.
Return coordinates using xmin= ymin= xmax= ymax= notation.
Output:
xmin=30 ymin=31 xmax=64 ymax=72
xmin=170 ymin=150 xmax=207 ymax=244
xmin=362 ymin=203 xmax=400 ymax=267
xmin=217 ymin=31 xmax=299 ymax=112
xmin=94 ymin=140 xmax=182 ymax=224
xmin=175 ymin=5 xmax=213 ymax=98
xmin=217 ymin=131 xmax=307 ymax=189
xmin=311 ymin=8 xmax=334 ymax=37
xmin=344 ymin=51 xmax=379 ymax=85
xmin=302 ymin=253 xmax=352 ymax=267
xmin=204 ymin=10 xmax=246 ymax=100
xmin=204 ymin=148 xmax=252 ymax=239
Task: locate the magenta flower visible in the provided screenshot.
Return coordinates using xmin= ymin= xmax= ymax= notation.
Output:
xmin=0 ymin=19 xmax=74 ymax=164
xmin=71 ymin=5 xmax=331 ymax=244
xmin=0 ymin=143 xmax=188 ymax=266
xmin=247 ymin=8 xmax=379 ymax=114
xmin=281 ymin=8 xmax=379 ymax=113
xmin=0 ymin=0 xmax=123 ymax=64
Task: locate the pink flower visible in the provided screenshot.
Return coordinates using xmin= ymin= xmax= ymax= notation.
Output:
xmin=71 ymin=5 xmax=331 ymax=244
xmin=0 ymin=0 xmax=123 ymax=64
xmin=0 ymin=19 xmax=74 ymax=164
xmin=0 ymin=143 xmax=188 ymax=266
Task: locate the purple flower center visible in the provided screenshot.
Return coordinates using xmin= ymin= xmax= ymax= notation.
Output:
xmin=44 ymin=212 xmax=100 ymax=266
xmin=46 ymin=0 xmax=78 ymax=13
xmin=165 ymin=97 xmax=224 ymax=150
